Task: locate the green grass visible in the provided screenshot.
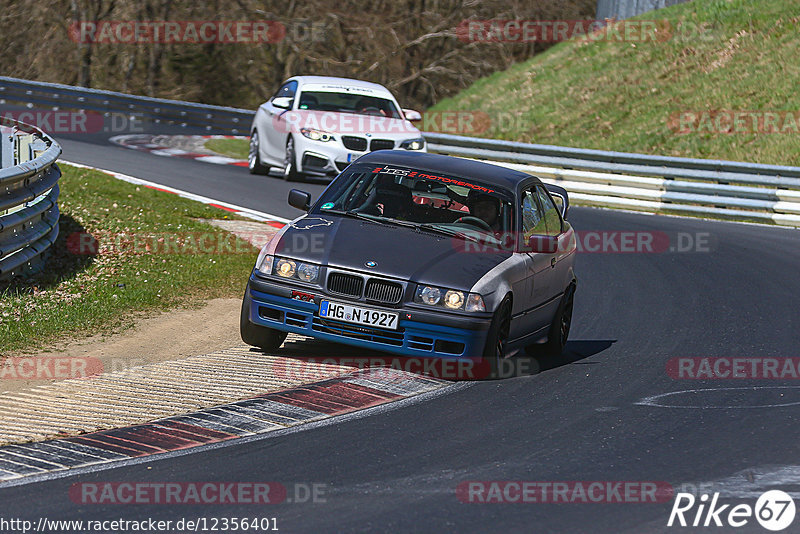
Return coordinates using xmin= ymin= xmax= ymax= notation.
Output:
xmin=0 ymin=165 xmax=258 ymax=354
xmin=206 ymin=138 xmax=249 ymax=160
xmin=431 ymin=0 xmax=800 ymax=166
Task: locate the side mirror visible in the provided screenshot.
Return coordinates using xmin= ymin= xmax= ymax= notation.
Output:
xmin=403 ymin=109 xmax=422 ymax=122
xmin=272 ymin=96 xmax=293 ymax=110
xmin=526 ymin=235 xmax=558 ymax=254
xmin=544 ymin=183 xmax=569 ymax=219
xmin=288 ymin=189 xmax=311 ymax=211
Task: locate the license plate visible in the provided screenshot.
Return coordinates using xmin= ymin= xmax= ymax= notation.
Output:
xmin=319 ymin=300 xmax=399 ymax=330
xmin=347 ymin=153 xmax=356 ymax=162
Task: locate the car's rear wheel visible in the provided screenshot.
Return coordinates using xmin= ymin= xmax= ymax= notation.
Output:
xmin=240 ymin=286 xmax=287 ymax=352
xmin=248 ymin=130 xmax=269 ymax=175
xmin=541 ymin=284 xmax=575 ymax=356
xmin=483 ymin=297 xmax=511 ymax=378
xmin=283 ymin=136 xmax=301 ymax=182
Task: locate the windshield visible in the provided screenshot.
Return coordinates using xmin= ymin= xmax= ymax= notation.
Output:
xmin=313 ymin=164 xmax=514 ymax=241
xmin=297 ymin=91 xmax=402 ymax=119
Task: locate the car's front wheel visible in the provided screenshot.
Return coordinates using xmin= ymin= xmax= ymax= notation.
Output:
xmin=248 ymin=130 xmax=269 ymax=175
xmin=542 ymin=284 xmax=574 ymax=356
xmin=482 ymin=297 xmax=511 ymax=378
xmin=240 ymin=287 xmax=287 ymax=352
xmin=283 ymin=136 xmax=301 ymax=182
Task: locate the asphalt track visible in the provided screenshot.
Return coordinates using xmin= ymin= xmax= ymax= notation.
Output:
xmin=2 ymin=122 xmax=800 ymax=533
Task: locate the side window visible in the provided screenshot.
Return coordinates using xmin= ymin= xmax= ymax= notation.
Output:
xmin=536 ymin=186 xmax=562 ymax=236
xmin=272 ymin=81 xmax=297 ymax=101
xmin=522 ymin=189 xmax=547 ymax=239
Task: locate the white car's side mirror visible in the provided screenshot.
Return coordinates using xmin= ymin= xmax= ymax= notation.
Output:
xmin=403 ymin=109 xmax=422 ymax=122
xmin=272 ymin=96 xmax=294 ymax=110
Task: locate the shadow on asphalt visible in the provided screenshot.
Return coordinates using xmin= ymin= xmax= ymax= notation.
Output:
xmin=253 ymin=337 xmax=617 ymax=382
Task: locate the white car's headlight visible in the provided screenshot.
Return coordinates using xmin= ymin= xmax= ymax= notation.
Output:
xmin=415 ymin=285 xmax=485 ymax=312
xmin=400 ymin=138 xmax=425 ymax=150
xmin=301 ymin=128 xmax=335 ymax=142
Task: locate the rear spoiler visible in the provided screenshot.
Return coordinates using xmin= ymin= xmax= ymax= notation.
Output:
xmin=544 ymin=183 xmax=570 ymax=219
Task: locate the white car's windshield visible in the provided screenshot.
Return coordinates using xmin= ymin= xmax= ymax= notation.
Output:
xmin=297 ymin=91 xmax=402 ymax=119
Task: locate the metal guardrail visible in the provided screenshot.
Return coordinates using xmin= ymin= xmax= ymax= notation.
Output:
xmin=0 ymin=76 xmax=254 ymax=134
xmin=3 ymin=76 xmax=800 ymax=227
xmin=0 ymin=117 xmax=62 ymax=281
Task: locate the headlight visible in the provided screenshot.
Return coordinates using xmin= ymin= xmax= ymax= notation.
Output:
xmin=301 ymin=128 xmax=334 ymax=142
xmin=415 ymin=285 xmax=485 ymax=312
xmin=465 ymin=293 xmax=486 ymax=312
xmin=418 ymin=286 xmax=441 ymax=305
xmin=444 ymin=290 xmax=465 ymax=309
xmin=400 ymin=138 xmax=425 ymax=150
xmin=275 ymin=258 xmax=297 ymax=278
xmin=296 ymin=263 xmax=319 ymax=283
xmin=257 ymin=253 xmax=274 ymax=276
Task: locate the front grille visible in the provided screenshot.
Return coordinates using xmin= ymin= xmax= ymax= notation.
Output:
xmin=364 ymin=279 xmax=403 ymax=304
xmin=370 ymin=139 xmax=395 ymax=151
xmin=342 ymin=136 xmax=367 ymax=151
xmin=327 ymin=272 xmax=364 ymax=298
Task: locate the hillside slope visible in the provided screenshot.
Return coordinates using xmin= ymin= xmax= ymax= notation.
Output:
xmin=430 ymin=0 xmax=800 ymax=166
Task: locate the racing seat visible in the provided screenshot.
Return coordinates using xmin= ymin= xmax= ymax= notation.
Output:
xmin=358 ymin=175 xmax=413 ymax=219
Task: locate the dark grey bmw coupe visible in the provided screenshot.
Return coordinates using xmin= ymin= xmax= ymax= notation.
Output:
xmin=241 ymin=150 xmax=577 ymax=369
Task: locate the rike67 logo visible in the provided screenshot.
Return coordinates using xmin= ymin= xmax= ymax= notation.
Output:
xmin=668 ymin=490 xmax=796 ymax=531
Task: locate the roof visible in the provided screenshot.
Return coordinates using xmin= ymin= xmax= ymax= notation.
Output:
xmin=287 ymin=76 xmax=394 ymax=96
xmin=355 ymin=150 xmax=539 ymax=191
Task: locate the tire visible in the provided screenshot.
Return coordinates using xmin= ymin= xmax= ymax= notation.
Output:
xmin=482 ymin=297 xmax=511 ymax=378
xmin=240 ymin=287 xmax=287 ymax=352
xmin=248 ymin=130 xmax=269 ymax=175
xmin=541 ymin=284 xmax=575 ymax=356
xmin=283 ymin=136 xmax=301 ymax=182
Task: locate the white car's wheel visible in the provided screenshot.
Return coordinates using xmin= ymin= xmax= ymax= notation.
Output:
xmin=283 ymin=136 xmax=301 ymax=182
xmin=248 ymin=130 xmax=269 ymax=175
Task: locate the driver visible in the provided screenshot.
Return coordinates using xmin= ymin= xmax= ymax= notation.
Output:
xmin=467 ymin=191 xmax=502 ymax=232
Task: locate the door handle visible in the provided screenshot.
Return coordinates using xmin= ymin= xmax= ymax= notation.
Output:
xmin=550 ymin=257 xmax=557 ymax=268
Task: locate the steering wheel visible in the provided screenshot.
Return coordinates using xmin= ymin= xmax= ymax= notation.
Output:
xmin=360 ymin=106 xmax=384 ymax=116
xmin=453 ymin=216 xmax=492 ymax=232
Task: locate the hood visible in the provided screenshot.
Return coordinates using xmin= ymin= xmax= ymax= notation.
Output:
xmin=285 ymin=110 xmax=420 ymax=138
xmin=272 ymin=214 xmax=511 ymax=290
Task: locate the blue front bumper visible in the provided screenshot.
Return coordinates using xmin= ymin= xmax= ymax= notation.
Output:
xmin=244 ymin=277 xmax=490 ymax=359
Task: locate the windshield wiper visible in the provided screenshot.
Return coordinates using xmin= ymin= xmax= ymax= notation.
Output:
xmin=324 ymin=209 xmax=417 ymax=229
xmin=416 ymin=223 xmax=480 ymax=243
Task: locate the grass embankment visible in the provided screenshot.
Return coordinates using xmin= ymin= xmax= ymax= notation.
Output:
xmin=206 ymin=138 xmax=249 ymax=160
xmin=209 ymin=1 xmax=800 ymax=167
xmin=0 ymin=165 xmax=257 ymax=354
xmin=431 ymin=0 xmax=800 ymax=166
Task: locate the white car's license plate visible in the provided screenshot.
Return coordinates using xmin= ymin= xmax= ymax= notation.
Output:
xmin=319 ymin=300 xmax=399 ymax=330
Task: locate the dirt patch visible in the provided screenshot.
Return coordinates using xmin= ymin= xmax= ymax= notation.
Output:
xmin=2 ymin=298 xmax=243 ymax=395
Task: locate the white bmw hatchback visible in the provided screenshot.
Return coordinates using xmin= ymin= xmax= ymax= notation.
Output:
xmin=248 ymin=76 xmax=426 ymax=180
